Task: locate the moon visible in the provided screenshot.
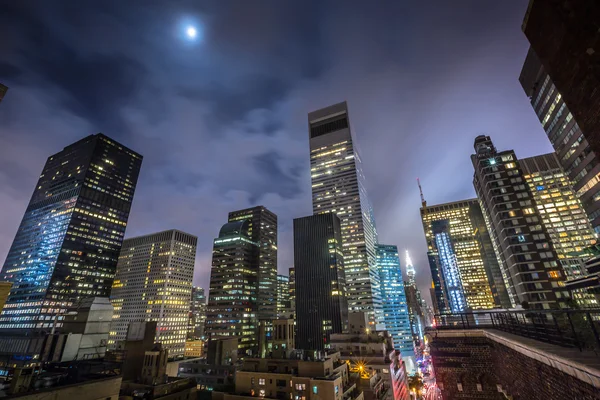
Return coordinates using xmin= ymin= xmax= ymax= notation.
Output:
xmin=186 ymin=26 xmax=197 ymax=39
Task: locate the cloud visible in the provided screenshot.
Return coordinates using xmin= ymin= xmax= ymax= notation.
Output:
xmin=0 ymin=0 xmax=555 ymax=304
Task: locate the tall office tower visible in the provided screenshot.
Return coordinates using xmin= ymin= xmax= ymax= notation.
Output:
xmin=519 ymin=153 xmax=597 ymax=280
xmin=0 ymin=83 xmax=7 ymax=103
xmin=426 ymin=252 xmax=449 ymax=315
xmin=521 ymin=2 xmax=600 ymax=178
xmin=420 ymin=200 xmax=508 ymax=312
xmin=375 ymin=244 xmax=415 ymax=361
xmin=308 ymin=101 xmax=381 ymax=325
xmin=109 ymin=230 xmax=197 ymax=358
xmin=294 ymin=213 xmax=348 ymax=351
xmin=276 ymin=274 xmax=290 ymax=318
xmin=519 ymin=49 xmax=600 ymax=233
xmin=472 ymin=135 xmax=569 ymax=309
xmin=0 ymin=133 xmax=142 ymax=331
xmin=288 ymin=267 xmax=296 ymax=319
xmin=405 ymin=250 xmax=416 ymax=287
xmin=228 ymin=206 xmax=277 ymax=322
xmin=206 ymin=219 xmax=260 ymax=356
xmin=189 ymin=286 xmax=207 ymax=338
xmin=403 ymin=283 xmax=424 ymax=345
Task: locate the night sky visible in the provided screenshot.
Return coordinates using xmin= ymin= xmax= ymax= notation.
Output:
xmin=0 ymin=1 xmax=553 ymax=303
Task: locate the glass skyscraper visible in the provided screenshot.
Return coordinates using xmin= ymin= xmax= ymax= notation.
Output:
xmin=420 ymin=199 xmax=509 ymax=312
xmin=0 ymin=133 xmax=142 ymax=331
xmin=308 ymin=101 xmax=381 ymax=325
xmin=375 ymin=244 xmax=414 ymax=363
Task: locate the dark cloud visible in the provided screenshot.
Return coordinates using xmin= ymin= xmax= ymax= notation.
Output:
xmin=0 ymin=0 xmax=553 ymax=304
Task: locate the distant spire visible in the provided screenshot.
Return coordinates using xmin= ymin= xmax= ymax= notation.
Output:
xmin=405 ymin=250 xmax=416 ymax=286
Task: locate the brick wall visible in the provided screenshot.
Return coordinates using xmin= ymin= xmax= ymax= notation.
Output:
xmin=429 ymin=331 xmax=600 ymax=400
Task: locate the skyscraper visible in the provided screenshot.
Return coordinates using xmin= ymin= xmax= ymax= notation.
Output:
xmin=375 ymin=244 xmax=414 ymax=362
xmin=288 ymin=267 xmax=296 ymax=320
xmin=519 ymin=153 xmax=597 ymax=280
xmin=0 ymin=133 xmax=142 ymax=331
xmin=228 ymin=206 xmax=277 ymax=322
xmin=0 ymin=83 xmax=7 ymax=103
xmin=420 ymin=199 xmax=508 ymax=312
xmin=109 ymin=230 xmax=197 ymax=358
xmin=276 ymin=274 xmax=290 ymax=318
xmin=472 ymin=135 xmax=569 ymax=309
xmin=190 ymin=286 xmax=207 ymax=339
xmin=519 ymin=48 xmax=600 ymax=233
xmin=206 ymin=218 xmax=260 ymax=356
xmin=521 ymin=1 xmax=600 ymax=167
xmin=294 ymin=213 xmax=348 ymax=351
xmin=404 ymin=250 xmax=416 ymax=288
xmin=308 ymin=101 xmax=381 ymax=324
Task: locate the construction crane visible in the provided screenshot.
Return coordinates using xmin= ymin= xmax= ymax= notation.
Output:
xmin=417 ymin=177 xmax=427 ymax=213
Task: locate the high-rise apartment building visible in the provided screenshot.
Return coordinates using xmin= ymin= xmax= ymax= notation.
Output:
xmin=521 ymin=1 xmax=600 ymax=178
xmin=519 ymin=48 xmax=600 ymax=233
xmin=308 ymin=101 xmax=381 ymax=324
xmin=276 ymin=275 xmax=290 ymax=318
xmin=472 ymin=135 xmax=569 ymax=309
xmin=206 ymin=219 xmax=260 ymax=356
xmin=420 ymin=199 xmax=509 ymax=312
xmin=375 ymin=245 xmax=414 ymax=361
xmin=189 ymin=286 xmax=207 ymax=339
xmin=228 ymin=206 xmax=277 ymax=322
xmin=519 ymin=153 xmax=597 ymax=280
xmin=294 ymin=213 xmax=348 ymax=351
xmin=109 ymin=230 xmax=197 ymax=358
xmin=0 ymin=83 xmax=7 ymax=103
xmin=0 ymin=133 xmax=142 ymax=331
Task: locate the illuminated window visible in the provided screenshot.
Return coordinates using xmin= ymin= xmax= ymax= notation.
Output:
xmin=549 ymin=271 xmax=560 ymax=278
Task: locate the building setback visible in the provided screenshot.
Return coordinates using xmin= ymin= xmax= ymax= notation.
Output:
xmin=519 ymin=153 xmax=597 ymax=280
xmin=375 ymin=244 xmax=414 ymax=361
xmin=0 ymin=133 xmax=142 ymax=331
xmin=472 ymin=135 xmax=569 ymax=309
xmin=521 ymin=2 xmax=600 ymax=215
xmin=294 ymin=213 xmax=348 ymax=351
xmin=308 ymin=101 xmax=382 ymax=325
xmin=206 ymin=219 xmax=260 ymax=356
xmin=519 ymin=48 xmax=600 ymax=233
xmin=228 ymin=206 xmax=278 ymax=322
xmin=109 ymin=229 xmax=197 ymax=358
xmin=420 ymin=199 xmax=508 ymax=312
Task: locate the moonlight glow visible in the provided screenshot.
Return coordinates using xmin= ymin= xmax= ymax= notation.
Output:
xmin=186 ymin=26 xmax=197 ymax=39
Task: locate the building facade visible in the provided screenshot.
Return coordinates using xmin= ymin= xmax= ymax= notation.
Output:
xmin=109 ymin=229 xmax=197 ymax=358
xmin=375 ymin=245 xmax=414 ymax=361
xmin=0 ymin=133 xmax=142 ymax=331
xmin=519 ymin=47 xmax=600 ymax=233
xmin=276 ymin=274 xmax=290 ymax=318
xmin=189 ymin=286 xmax=207 ymax=339
xmin=228 ymin=206 xmax=278 ymax=322
xmin=521 ymin=2 xmax=600 ymax=211
xmin=308 ymin=102 xmax=381 ymax=324
xmin=288 ymin=267 xmax=296 ymax=320
xmin=420 ymin=199 xmax=508 ymax=312
xmin=206 ymin=219 xmax=260 ymax=356
xmin=294 ymin=213 xmax=348 ymax=351
xmin=472 ymin=135 xmax=568 ymax=309
xmin=519 ymin=153 xmax=597 ymax=280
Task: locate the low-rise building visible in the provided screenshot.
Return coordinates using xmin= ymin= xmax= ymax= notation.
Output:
xmin=185 ymin=339 xmax=205 ymax=358
xmin=213 ymin=351 xmax=363 ymax=400
xmin=329 ymin=314 xmax=410 ymax=400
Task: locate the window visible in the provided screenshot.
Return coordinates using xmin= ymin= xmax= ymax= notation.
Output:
xmin=277 ymin=380 xmax=287 ymax=387
xmin=313 ymin=386 xmax=318 ymax=394
xmin=259 ymin=390 xmax=266 ymax=397
xmin=335 ymin=386 xmax=339 ymax=395
xmin=259 ymin=379 xmax=266 ymax=385
xmin=295 ymin=384 xmax=306 ymax=391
